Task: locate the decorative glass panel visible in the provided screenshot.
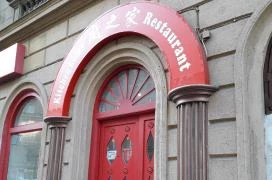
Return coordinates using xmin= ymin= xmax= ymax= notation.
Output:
xmin=122 ymin=136 xmax=132 ymax=164
xmin=107 ymin=138 xmax=117 ymax=164
xmin=147 ymin=132 xmax=154 ymax=161
xmin=14 ymin=98 xmax=43 ymax=126
xmin=139 ymin=78 xmax=154 ymax=94
xmin=7 ymin=131 xmax=41 ymax=180
xmin=131 ymin=70 xmax=148 ymax=99
xmin=99 ymin=68 xmax=155 ymax=112
xmin=134 ymin=90 xmax=156 ymax=106
xmin=102 ymin=90 xmax=119 ymax=104
xmin=128 ymin=69 xmax=138 ymax=97
xmin=99 ymin=102 xmax=119 ymax=112
xmin=118 ymin=72 xmax=127 ymax=98
xmin=109 ymin=80 xmax=121 ymax=98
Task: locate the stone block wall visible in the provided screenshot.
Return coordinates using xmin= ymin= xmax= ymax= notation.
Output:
xmin=0 ymin=0 xmax=265 ymax=179
xmin=0 ymin=1 xmax=14 ymax=30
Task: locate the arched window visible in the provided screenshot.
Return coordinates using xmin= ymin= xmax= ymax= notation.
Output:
xmin=264 ymin=37 xmax=272 ymax=114
xmin=89 ymin=66 xmax=156 ymax=180
xmin=0 ymin=90 xmax=44 ymax=180
xmin=97 ymin=66 xmax=156 ymax=116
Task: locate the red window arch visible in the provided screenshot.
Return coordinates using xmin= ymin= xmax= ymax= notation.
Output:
xmin=89 ymin=65 xmax=156 ymax=180
xmin=0 ymin=90 xmax=44 ymax=180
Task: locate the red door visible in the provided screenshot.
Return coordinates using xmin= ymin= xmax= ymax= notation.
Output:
xmin=90 ymin=66 xmax=156 ymax=180
xmin=98 ymin=114 xmax=154 ymax=180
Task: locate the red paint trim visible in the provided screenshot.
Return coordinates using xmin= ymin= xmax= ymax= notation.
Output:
xmin=47 ymin=2 xmax=209 ymax=117
xmin=88 ymin=65 xmax=155 ymax=180
xmin=0 ymin=90 xmax=43 ymax=180
xmin=10 ymin=122 xmax=43 ymax=134
xmin=96 ymin=104 xmax=155 ymax=120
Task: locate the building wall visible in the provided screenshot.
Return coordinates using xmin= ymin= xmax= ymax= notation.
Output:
xmin=0 ymin=0 xmax=270 ymax=179
xmin=0 ymin=0 xmax=14 ymax=30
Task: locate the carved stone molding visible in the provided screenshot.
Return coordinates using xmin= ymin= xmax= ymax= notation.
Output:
xmin=7 ymin=0 xmax=48 ymax=16
xmin=44 ymin=116 xmax=71 ymax=180
xmin=0 ymin=0 xmax=96 ymax=51
xmin=168 ymin=84 xmax=217 ymax=180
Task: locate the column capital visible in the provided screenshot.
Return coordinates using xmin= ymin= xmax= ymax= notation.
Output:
xmin=44 ymin=116 xmax=71 ymax=128
xmin=168 ymin=84 xmax=218 ymax=105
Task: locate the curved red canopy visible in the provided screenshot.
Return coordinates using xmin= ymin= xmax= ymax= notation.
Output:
xmin=47 ymin=2 xmax=209 ymax=116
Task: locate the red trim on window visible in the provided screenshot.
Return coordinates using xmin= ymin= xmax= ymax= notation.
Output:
xmin=96 ymin=104 xmax=155 ymax=120
xmin=10 ymin=122 xmax=43 ymax=134
xmin=0 ymin=89 xmax=43 ymax=180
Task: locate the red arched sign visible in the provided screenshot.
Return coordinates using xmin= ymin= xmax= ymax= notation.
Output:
xmin=47 ymin=2 xmax=209 ymax=117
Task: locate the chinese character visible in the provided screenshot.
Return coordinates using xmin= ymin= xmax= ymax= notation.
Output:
xmin=106 ymin=14 xmax=120 ymax=30
xmin=125 ymin=7 xmax=140 ymax=27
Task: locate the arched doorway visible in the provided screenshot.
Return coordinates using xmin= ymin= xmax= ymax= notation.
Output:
xmin=44 ymin=2 xmax=215 ymax=180
xmin=91 ymin=66 xmax=155 ymax=179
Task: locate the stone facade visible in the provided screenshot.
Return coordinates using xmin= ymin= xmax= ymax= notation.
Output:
xmin=0 ymin=0 xmax=271 ymax=179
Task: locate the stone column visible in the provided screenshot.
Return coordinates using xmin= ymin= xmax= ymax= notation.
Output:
xmin=168 ymin=85 xmax=217 ymax=180
xmin=44 ymin=116 xmax=71 ymax=180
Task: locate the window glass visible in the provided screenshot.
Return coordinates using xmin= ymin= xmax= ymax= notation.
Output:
xmin=7 ymin=132 xmax=41 ymax=180
xmin=146 ymin=132 xmax=154 ymax=161
xmin=107 ymin=138 xmax=117 ymax=164
xmin=122 ymin=136 xmax=132 ymax=164
xmin=6 ymin=97 xmax=43 ymax=180
xmin=99 ymin=68 xmax=155 ymax=113
xmin=14 ymin=98 xmax=43 ymax=126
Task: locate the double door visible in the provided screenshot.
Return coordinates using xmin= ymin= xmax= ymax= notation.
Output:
xmin=98 ymin=114 xmax=154 ymax=180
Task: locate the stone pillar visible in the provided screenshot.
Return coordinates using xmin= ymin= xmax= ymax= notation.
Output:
xmin=44 ymin=116 xmax=71 ymax=180
xmin=168 ymin=85 xmax=217 ymax=180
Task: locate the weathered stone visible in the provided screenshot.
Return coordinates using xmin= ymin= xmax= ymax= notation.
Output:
xmin=200 ymin=0 xmax=259 ymax=28
xmin=209 ymin=157 xmax=237 ymax=180
xmin=209 ymin=121 xmax=237 ymax=154
xmin=23 ymin=50 xmax=45 ymax=73
xmin=68 ymin=0 xmax=118 ymax=36
xmin=208 ymin=87 xmax=235 ymax=120
xmin=168 ymin=128 xmax=177 ymax=157
xmin=206 ymin=19 xmax=247 ymax=57
xmin=208 ymin=54 xmax=234 ymax=87
xmin=29 ymin=21 xmax=68 ymax=54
